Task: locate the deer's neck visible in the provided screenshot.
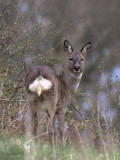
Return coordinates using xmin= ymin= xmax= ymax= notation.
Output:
xmin=62 ymin=68 xmax=83 ymax=94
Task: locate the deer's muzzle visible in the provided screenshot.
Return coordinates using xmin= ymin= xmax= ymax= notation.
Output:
xmin=74 ymin=66 xmax=80 ymax=72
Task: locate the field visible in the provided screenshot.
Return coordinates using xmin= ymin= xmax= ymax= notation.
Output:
xmin=0 ymin=0 xmax=120 ymax=160
xmin=0 ymin=137 xmax=120 ymax=160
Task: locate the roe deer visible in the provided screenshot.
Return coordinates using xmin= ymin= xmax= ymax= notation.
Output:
xmin=25 ymin=40 xmax=91 ymax=147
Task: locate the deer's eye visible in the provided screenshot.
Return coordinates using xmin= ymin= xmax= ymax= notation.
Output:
xmin=81 ymin=58 xmax=84 ymax=61
xmin=70 ymin=57 xmax=73 ymax=61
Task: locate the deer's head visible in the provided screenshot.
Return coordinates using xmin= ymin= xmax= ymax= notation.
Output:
xmin=64 ymin=40 xmax=91 ymax=76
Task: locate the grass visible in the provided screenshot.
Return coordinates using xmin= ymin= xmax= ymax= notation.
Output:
xmin=0 ymin=137 xmax=120 ymax=160
xmin=0 ymin=138 xmax=24 ymax=160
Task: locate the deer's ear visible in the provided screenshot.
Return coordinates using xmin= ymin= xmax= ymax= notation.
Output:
xmin=81 ymin=42 xmax=92 ymax=55
xmin=64 ymin=40 xmax=73 ymax=54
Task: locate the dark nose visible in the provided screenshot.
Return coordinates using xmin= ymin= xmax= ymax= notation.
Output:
xmin=74 ymin=65 xmax=80 ymax=71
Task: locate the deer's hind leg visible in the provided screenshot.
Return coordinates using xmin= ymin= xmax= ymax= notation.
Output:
xmin=44 ymin=95 xmax=57 ymax=148
xmin=28 ymin=95 xmax=39 ymax=139
xmin=57 ymin=107 xmax=68 ymax=147
xmin=24 ymin=98 xmax=39 ymax=160
xmin=32 ymin=109 xmax=38 ymax=138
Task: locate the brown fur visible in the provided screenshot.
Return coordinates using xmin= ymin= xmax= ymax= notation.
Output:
xmin=25 ymin=40 xmax=91 ymax=147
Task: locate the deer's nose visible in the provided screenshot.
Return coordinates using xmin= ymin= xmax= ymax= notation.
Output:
xmin=74 ymin=66 xmax=80 ymax=71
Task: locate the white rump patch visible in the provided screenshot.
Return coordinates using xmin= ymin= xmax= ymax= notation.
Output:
xmin=29 ymin=76 xmax=52 ymax=94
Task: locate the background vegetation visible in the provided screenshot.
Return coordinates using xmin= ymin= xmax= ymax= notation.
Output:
xmin=0 ymin=0 xmax=120 ymax=159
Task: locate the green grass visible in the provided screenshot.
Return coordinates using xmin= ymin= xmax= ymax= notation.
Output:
xmin=0 ymin=138 xmax=120 ymax=160
xmin=0 ymin=138 xmax=24 ymax=160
